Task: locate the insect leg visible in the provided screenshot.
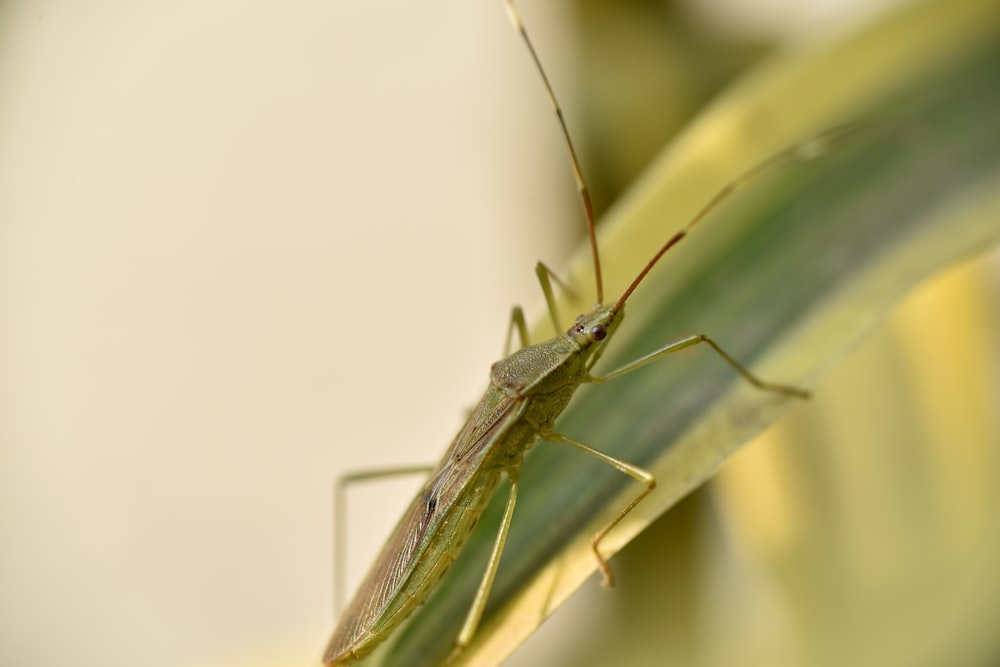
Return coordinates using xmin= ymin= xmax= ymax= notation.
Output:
xmin=588 ymin=334 xmax=811 ymax=399
xmin=334 ymin=465 xmax=434 ymax=614
xmin=534 ymin=261 xmax=579 ymax=335
xmin=535 ymin=263 xmax=561 ymax=335
xmin=503 ymin=306 xmax=531 ymax=355
xmin=449 ymin=475 xmax=520 ymax=660
xmin=506 ymin=263 xmax=579 ymax=356
xmin=544 ymin=432 xmax=654 ymax=588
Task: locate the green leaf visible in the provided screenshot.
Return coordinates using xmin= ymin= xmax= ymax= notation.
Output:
xmin=368 ymin=0 xmax=1000 ymax=664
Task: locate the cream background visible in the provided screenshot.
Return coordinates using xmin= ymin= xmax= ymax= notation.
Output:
xmin=0 ymin=2 xmax=568 ymax=665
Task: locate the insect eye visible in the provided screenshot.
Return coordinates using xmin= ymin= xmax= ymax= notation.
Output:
xmin=590 ymin=324 xmax=607 ymax=341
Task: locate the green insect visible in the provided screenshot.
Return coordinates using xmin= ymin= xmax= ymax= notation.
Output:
xmin=323 ymin=2 xmax=835 ymax=664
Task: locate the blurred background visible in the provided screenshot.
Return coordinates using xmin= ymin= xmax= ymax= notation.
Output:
xmin=1 ymin=1 xmax=997 ymax=666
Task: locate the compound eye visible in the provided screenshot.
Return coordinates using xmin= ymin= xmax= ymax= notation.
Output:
xmin=590 ymin=324 xmax=607 ymax=341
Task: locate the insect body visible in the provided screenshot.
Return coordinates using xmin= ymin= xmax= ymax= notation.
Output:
xmin=324 ymin=1 xmax=825 ymax=664
xmin=325 ymin=302 xmax=628 ymax=665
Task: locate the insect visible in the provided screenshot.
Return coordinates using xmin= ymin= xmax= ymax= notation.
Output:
xmin=322 ymin=2 xmax=845 ymax=664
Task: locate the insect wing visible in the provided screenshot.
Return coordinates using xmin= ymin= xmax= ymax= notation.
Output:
xmin=325 ymin=388 xmax=526 ymax=663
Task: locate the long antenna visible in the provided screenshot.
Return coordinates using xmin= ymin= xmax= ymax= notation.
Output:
xmin=504 ymin=0 xmax=603 ymax=304
xmin=612 ymin=123 xmax=888 ymax=315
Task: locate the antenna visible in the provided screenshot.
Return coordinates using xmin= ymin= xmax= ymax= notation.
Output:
xmin=505 ymin=0 xmax=603 ymax=303
xmin=612 ymin=123 xmax=888 ymax=314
